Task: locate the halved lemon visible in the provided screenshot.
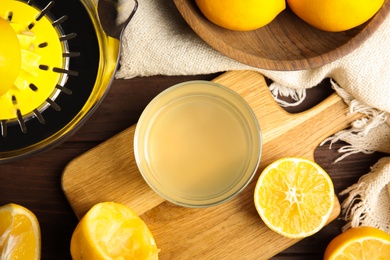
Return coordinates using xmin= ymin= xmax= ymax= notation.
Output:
xmin=0 ymin=203 xmax=41 ymax=259
xmin=324 ymin=226 xmax=390 ymax=259
xmin=0 ymin=17 xmax=21 ymax=96
xmin=254 ymin=157 xmax=334 ymax=238
xmin=70 ymin=202 xmax=159 ymax=260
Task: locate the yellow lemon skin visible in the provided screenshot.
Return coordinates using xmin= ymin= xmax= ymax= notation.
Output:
xmin=0 ymin=17 xmax=21 ymax=96
xmin=71 ymin=202 xmax=159 ymax=260
xmin=324 ymin=226 xmax=390 ymax=259
xmin=287 ymin=0 xmax=385 ymax=32
xmin=195 ymin=0 xmax=286 ymax=31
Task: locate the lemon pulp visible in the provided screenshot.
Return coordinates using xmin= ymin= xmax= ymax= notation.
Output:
xmin=324 ymin=226 xmax=390 ymax=259
xmin=0 ymin=203 xmax=41 ymax=259
xmin=254 ymin=157 xmax=335 ymax=238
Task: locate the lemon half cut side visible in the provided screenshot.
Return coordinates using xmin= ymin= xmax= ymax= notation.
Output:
xmin=324 ymin=226 xmax=390 ymax=260
xmin=0 ymin=17 xmax=21 ymax=96
xmin=0 ymin=203 xmax=41 ymax=259
xmin=254 ymin=157 xmax=335 ymax=239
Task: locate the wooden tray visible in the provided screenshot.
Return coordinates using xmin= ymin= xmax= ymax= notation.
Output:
xmin=173 ymin=0 xmax=390 ymax=70
xmin=62 ymin=71 xmax=359 ymax=259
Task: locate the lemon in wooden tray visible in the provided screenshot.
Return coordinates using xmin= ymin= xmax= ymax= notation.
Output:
xmin=0 ymin=203 xmax=41 ymax=259
xmin=287 ymin=0 xmax=385 ymax=32
xmin=254 ymin=157 xmax=334 ymax=238
xmin=195 ymin=0 xmax=286 ymax=31
xmin=71 ymin=202 xmax=159 ymax=260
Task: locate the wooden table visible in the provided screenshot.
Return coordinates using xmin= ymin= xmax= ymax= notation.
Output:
xmin=0 ymin=73 xmax=386 ymax=259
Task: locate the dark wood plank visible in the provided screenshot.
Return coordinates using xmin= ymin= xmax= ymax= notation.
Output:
xmin=0 ymin=74 xmax=387 ymax=259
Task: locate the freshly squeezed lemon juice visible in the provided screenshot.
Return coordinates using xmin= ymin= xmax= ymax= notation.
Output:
xmin=148 ymin=95 xmax=249 ymax=196
xmin=134 ymin=81 xmax=261 ymax=207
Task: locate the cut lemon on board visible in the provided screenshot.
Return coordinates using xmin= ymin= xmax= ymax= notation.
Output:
xmin=0 ymin=203 xmax=41 ymax=259
xmin=324 ymin=226 xmax=390 ymax=260
xmin=195 ymin=0 xmax=286 ymax=31
xmin=254 ymin=157 xmax=334 ymax=238
xmin=70 ymin=202 xmax=159 ymax=260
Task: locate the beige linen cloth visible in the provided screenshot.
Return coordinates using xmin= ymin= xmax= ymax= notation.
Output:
xmin=115 ymin=1 xmax=390 ymax=233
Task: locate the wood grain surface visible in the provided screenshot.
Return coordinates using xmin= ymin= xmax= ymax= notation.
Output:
xmin=62 ymin=71 xmax=361 ymax=259
xmin=173 ymin=0 xmax=390 ymax=70
xmin=0 ymin=73 xmax=387 ymax=259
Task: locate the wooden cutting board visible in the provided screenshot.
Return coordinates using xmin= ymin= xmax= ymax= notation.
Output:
xmin=62 ymin=71 xmax=359 ymax=259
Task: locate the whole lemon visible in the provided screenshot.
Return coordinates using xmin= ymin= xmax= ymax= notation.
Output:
xmin=0 ymin=17 xmax=21 ymax=96
xmin=287 ymin=0 xmax=385 ymax=32
xmin=195 ymin=0 xmax=286 ymax=31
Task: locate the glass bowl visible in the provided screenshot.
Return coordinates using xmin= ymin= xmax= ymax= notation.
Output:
xmin=134 ymin=80 xmax=261 ymax=207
